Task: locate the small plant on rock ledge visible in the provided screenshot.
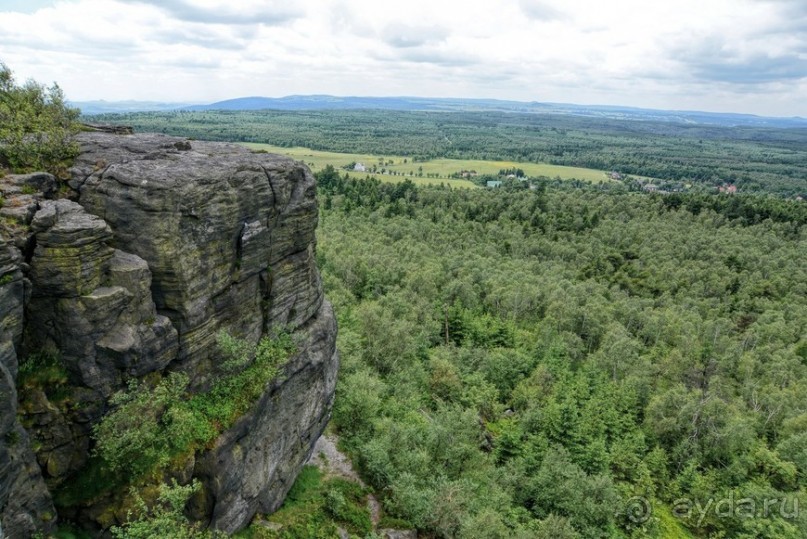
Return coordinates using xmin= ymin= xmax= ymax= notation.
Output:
xmin=111 ymin=480 xmax=226 ymax=539
xmin=89 ymin=332 xmax=295 ymax=489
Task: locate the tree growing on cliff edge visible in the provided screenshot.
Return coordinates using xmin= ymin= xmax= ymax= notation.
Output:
xmin=0 ymin=61 xmax=80 ymax=175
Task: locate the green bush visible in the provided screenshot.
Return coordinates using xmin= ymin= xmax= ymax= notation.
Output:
xmin=17 ymin=349 xmax=69 ymax=390
xmin=111 ymin=480 xmax=223 ymax=539
xmin=252 ymin=465 xmax=372 ymax=538
xmin=323 ymin=479 xmax=372 ymax=534
xmin=92 ymin=333 xmax=295 ymax=481
xmin=0 ymin=61 xmax=80 ymax=174
xmin=93 ymin=372 xmax=190 ymax=476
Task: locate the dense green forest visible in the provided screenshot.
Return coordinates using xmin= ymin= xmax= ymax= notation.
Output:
xmin=30 ymin=95 xmax=807 ymax=536
xmin=311 ymin=170 xmax=807 ymax=538
xmin=87 ymin=109 xmax=807 ymax=196
xmin=6 ymin=44 xmax=807 ymax=539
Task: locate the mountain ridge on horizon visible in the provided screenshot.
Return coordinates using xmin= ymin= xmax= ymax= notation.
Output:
xmin=74 ymin=95 xmax=807 ymax=129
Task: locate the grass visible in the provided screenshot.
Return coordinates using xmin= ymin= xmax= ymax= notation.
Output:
xmin=243 ymin=143 xmax=617 ymax=186
xmin=656 ymin=503 xmax=697 ymax=539
xmin=18 ymin=350 xmax=69 ymax=387
xmin=408 ymin=157 xmax=611 ymax=182
xmin=237 ymin=465 xmax=372 ymax=539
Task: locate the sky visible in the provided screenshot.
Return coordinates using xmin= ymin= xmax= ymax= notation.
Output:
xmin=1 ymin=0 xmax=806 ymax=116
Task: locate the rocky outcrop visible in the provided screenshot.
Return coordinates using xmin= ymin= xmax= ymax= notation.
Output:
xmin=0 ymin=238 xmax=57 ymax=538
xmin=73 ymin=134 xmax=323 ymax=386
xmin=19 ymin=199 xmax=179 ymax=492
xmin=196 ymin=300 xmax=337 ymax=533
xmin=26 ymin=199 xmax=179 ymax=393
xmin=0 ymin=132 xmax=338 ymax=535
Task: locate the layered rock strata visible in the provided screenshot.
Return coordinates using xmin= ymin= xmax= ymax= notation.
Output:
xmin=0 ymin=132 xmax=338 ymax=536
xmin=1 ymin=238 xmax=57 ymax=538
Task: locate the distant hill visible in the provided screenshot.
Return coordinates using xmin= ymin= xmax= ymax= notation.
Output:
xmin=77 ymin=95 xmax=807 ymax=129
xmin=187 ymin=96 xmax=807 ymax=128
xmin=71 ymin=100 xmax=201 ymax=115
xmin=183 ymin=95 xmax=529 ymax=112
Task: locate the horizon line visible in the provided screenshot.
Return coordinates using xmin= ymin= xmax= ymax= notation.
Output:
xmin=70 ymin=94 xmax=807 ymax=122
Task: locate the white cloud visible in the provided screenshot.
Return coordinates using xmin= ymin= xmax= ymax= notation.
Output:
xmin=0 ymin=0 xmax=805 ymax=115
xmin=116 ymin=0 xmax=303 ymax=25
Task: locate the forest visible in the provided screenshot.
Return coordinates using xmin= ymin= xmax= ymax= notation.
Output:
xmin=87 ymin=109 xmax=807 ymax=196
xmin=4 ymin=0 xmax=807 ymax=522
xmin=78 ymin=106 xmax=807 ymax=537
xmin=5 ymin=65 xmax=807 ymax=537
xmin=312 ymin=171 xmax=807 ymax=538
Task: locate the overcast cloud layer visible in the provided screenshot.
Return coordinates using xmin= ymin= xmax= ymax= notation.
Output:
xmin=1 ymin=0 xmax=805 ymax=116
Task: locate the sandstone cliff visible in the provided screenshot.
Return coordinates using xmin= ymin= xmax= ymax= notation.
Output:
xmin=0 ymin=133 xmax=338 ymax=537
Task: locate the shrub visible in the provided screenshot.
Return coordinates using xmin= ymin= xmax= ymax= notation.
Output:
xmin=93 ymin=333 xmax=295 ymax=480
xmin=111 ymin=480 xmax=223 ymax=539
xmin=18 ymin=349 xmax=69 ymax=390
xmin=253 ymin=465 xmax=372 ymax=538
xmin=323 ymin=479 xmax=372 ymax=534
xmin=93 ymin=373 xmax=190 ymax=476
xmin=0 ymin=61 xmax=80 ymax=174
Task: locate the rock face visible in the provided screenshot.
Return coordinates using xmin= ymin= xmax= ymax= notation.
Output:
xmin=20 ymin=199 xmax=180 ymax=493
xmin=27 ymin=200 xmax=180 ymax=390
xmin=197 ymin=301 xmax=337 ymax=532
xmin=0 ymin=238 xmax=57 ymax=538
xmin=26 ymin=199 xmax=180 ymax=389
xmin=74 ymin=134 xmax=323 ymax=384
xmin=0 ymin=133 xmax=338 ymax=535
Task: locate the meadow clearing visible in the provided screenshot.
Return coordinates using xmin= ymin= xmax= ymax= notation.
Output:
xmin=243 ymin=143 xmax=614 ymax=187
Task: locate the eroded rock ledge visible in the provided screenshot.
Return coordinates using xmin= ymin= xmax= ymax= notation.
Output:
xmin=0 ymin=133 xmax=338 ymax=537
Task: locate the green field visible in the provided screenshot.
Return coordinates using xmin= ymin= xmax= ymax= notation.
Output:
xmin=243 ymin=143 xmax=614 ymax=186
xmin=106 ymin=108 xmax=807 ymax=195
